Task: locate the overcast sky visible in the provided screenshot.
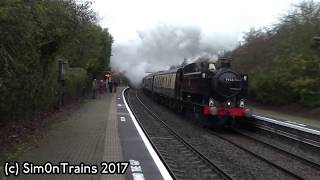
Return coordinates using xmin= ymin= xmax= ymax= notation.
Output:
xmin=93 ymin=0 xmax=302 ymax=43
xmin=92 ymin=0 xmax=302 ymax=85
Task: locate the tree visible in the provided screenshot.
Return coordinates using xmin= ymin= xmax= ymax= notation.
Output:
xmin=0 ymin=0 xmax=113 ymax=124
xmin=231 ymin=0 xmax=320 ymax=107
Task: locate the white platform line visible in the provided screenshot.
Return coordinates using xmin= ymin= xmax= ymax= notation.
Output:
xmin=122 ymin=88 xmax=173 ymax=180
xmin=253 ymin=114 xmax=320 ymax=136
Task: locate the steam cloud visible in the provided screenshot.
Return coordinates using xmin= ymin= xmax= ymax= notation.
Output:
xmin=110 ymin=24 xmax=237 ymax=86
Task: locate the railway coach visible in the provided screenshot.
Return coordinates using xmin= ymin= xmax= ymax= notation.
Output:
xmin=142 ymin=58 xmax=252 ymax=127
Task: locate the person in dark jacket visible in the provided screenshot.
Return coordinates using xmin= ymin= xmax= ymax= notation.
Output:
xmin=108 ymin=80 xmax=113 ymax=93
xmin=113 ymin=80 xmax=118 ymax=92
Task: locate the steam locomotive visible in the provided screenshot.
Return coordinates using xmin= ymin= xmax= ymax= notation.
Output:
xmin=142 ymin=57 xmax=251 ymax=127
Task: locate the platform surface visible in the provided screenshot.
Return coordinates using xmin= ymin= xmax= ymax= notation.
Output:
xmin=3 ymin=87 xmax=170 ymax=180
xmin=116 ymin=87 xmax=171 ymax=180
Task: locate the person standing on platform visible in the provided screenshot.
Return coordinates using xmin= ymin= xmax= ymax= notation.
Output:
xmin=92 ymin=78 xmax=97 ymax=99
xmin=105 ymin=79 xmax=109 ymax=93
xmin=108 ymin=80 xmax=113 ymax=93
xmin=113 ymin=80 xmax=118 ymax=92
xmin=99 ymin=80 xmax=104 ymax=95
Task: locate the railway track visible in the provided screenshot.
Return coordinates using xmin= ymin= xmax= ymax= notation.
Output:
xmin=251 ymin=115 xmax=320 ymax=148
xmin=127 ymin=88 xmax=320 ymax=179
xmin=247 ymin=116 xmax=320 ymax=165
xmin=207 ymin=129 xmax=320 ymax=180
xmin=234 ymin=129 xmax=320 ymax=168
xmin=126 ymin=89 xmax=235 ymax=180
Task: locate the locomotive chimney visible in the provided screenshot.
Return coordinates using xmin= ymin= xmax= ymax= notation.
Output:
xmin=218 ymin=57 xmax=231 ymax=68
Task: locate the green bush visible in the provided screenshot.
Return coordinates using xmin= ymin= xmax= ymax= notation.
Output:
xmin=0 ymin=0 xmax=113 ymax=125
xmin=252 ymin=72 xmax=299 ymax=104
xmin=64 ymin=67 xmax=88 ymax=103
xmin=303 ymin=93 xmax=320 ymax=108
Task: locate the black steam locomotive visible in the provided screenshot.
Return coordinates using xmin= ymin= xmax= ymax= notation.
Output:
xmin=142 ymin=58 xmax=251 ymax=127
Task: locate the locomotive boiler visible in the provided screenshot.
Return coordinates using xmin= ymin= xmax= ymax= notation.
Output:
xmin=142 ymin=57 xmax=251 ymax=127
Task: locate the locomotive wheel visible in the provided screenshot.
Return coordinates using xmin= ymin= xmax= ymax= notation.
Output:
xmin=200 ymin=116 xmax=211 ymax=128
xmin=170 ymin=100 xmax=173 ymax=108
xmin=228 ymin=117 xmax=238 ymax=128
xmin=177 ymin=103 xmax=184 ymax=113
xmin=210 ymin=116 xmax=227 ymax=129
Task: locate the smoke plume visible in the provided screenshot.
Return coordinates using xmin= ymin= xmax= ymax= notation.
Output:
xmin=110 ymin=24 xmax=237 ymax=86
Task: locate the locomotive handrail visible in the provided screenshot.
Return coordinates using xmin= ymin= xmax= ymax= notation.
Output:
xmin=229 ymin=88 xmax=241 ymax=91
xmin=183 ymin=72 xmax=202 ymax=76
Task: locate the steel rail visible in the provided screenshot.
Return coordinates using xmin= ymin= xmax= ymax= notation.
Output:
xmin=252 ymin=115 xmax=320 ymax=136
xmin=125 ymin=89 xmax=178 ymax=180
xmin=128 ymin=89 xmax=235 ymax=180
xmin=233 ymin=129 xmax=320 ymax=169
xmin=208 ymin=130 xmax=307 ymax=180
xmin=249 ymin=119 xmax=320 ymax=148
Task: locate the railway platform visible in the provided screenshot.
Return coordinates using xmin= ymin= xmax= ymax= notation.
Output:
xmin=251 ymin=107 xmax=320 ymax=133
xmin=4 ymin=87 xmax=171 ymax=180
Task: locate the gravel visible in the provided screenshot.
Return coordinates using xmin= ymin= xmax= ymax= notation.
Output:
xmin=132 ymin=89 xmax=315 ymax=180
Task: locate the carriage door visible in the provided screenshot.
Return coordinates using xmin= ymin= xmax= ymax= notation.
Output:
xmin=175 ymin=69 xmax=183 ymax=98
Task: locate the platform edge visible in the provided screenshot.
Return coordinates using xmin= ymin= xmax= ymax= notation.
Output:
xmin=122 ymin=87 xmax=173 ymax=180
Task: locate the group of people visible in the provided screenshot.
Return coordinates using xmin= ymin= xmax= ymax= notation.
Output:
xmin=92 ymin=78 xmax=118 ymax=99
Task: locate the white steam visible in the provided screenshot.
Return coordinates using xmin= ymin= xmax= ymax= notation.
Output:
xmin=110 ymin=24 xmax=237 ymax=86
